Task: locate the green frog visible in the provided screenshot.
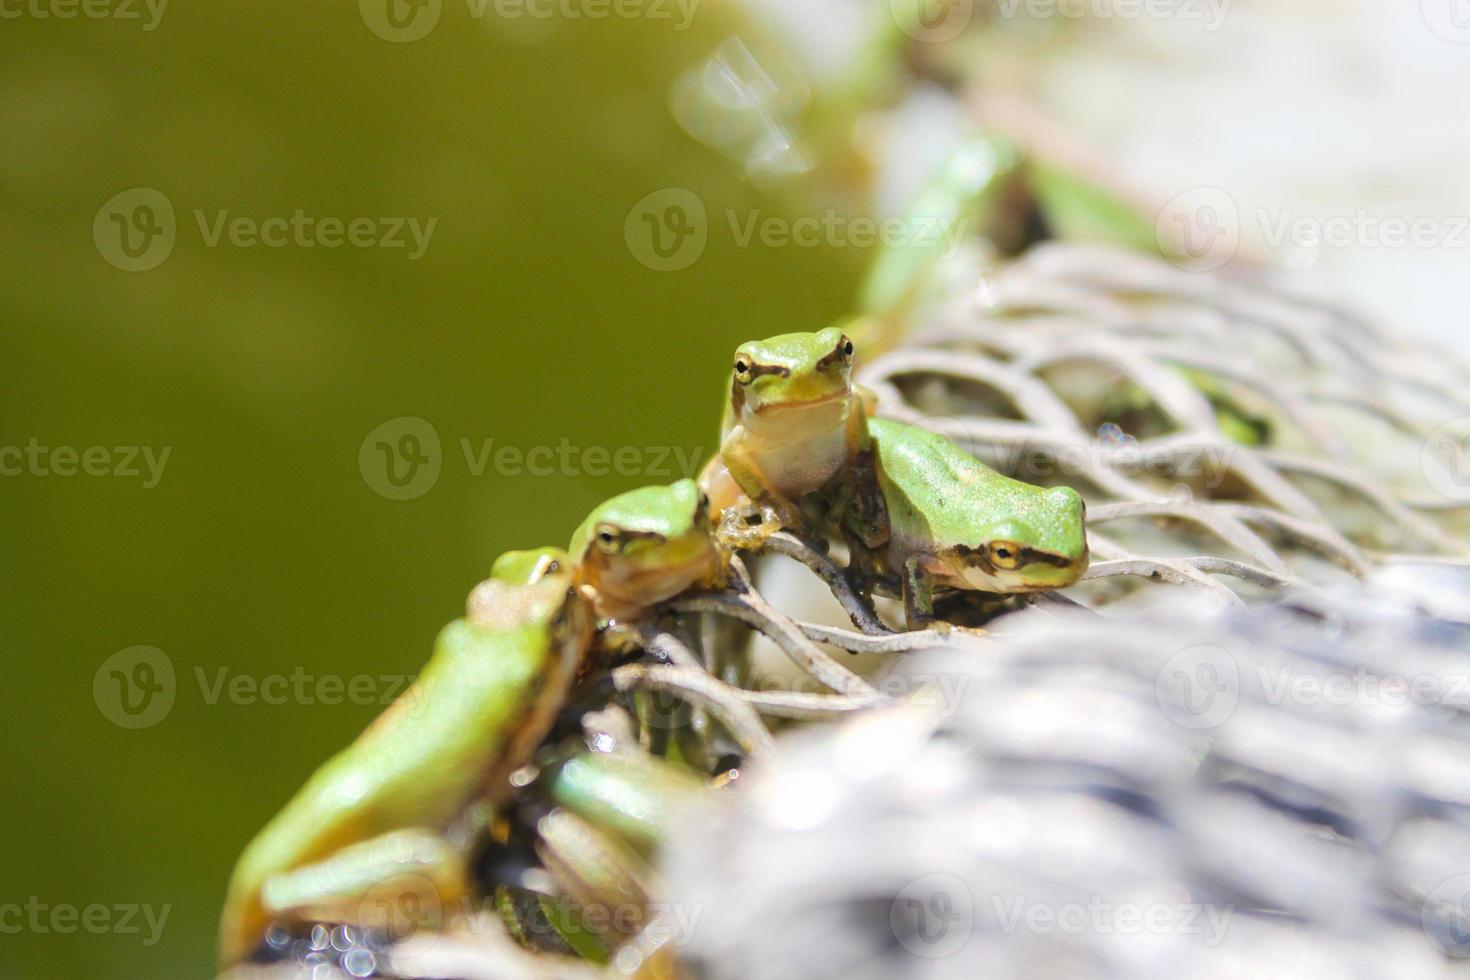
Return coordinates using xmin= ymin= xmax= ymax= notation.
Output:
xmin=699 ymin=326 xmax=886 ymax=548
xmin=846 ymin=417 xmax=1090 ymax=625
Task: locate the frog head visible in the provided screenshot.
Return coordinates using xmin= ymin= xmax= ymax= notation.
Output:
xmin=957 ymin=486 xmax=1089 ymax=592
xmin=489 ymin=547 xmax=570 ymax=587
xmin=570 ymin=479 xmax=722 ymax=621
xmin=728 ymin=326 xmax=854 ymax=425
xmin=467 ymin=546 xmax=588 ymax=635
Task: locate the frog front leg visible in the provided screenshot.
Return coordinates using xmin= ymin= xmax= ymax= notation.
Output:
xmin=902 ymin=554 xmax=941 ymax=628
xmin=716 ymin=436 xmax=807 ymax=550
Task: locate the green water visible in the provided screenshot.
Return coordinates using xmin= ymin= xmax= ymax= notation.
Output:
xmin=0 ymin=6 xmax=860 ymax=975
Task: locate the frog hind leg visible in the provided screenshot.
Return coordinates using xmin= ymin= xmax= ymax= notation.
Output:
xmin=902 ymin=554 xmax=940 ymax=628
xmin=255 ymin=829 xmax=471 ymax=952
xmin=839 ymin=526 xmax=881 ymax=595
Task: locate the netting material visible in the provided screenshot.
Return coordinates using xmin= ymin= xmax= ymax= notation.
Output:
xmin=860 ymin=243 xmax=1470 ymax=613
xmin=665 ymin=591 xmax=1470 ymax=980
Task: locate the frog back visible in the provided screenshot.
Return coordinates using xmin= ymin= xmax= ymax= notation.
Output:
xmin=221 ymin=618 xmax=556 ymax=956
xmin=868 ymin=417 xmax=1041 ymax=548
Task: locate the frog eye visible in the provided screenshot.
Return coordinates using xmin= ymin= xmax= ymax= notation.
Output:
xmin=733 ymin=357 xmax=754 ymax=384
xmin=841 ymin=336 xmax=854 ymax=359
xmin=594 ymin=524 xmax=622 ymax=554
xmin=988 ymin=540 xmax=1023 ymax=570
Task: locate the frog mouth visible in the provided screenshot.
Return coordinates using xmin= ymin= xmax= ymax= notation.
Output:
xmin=595 ymin=538 xmax=718 ymax=598
xmin=753 ymin=390 xmax=847 ymax=414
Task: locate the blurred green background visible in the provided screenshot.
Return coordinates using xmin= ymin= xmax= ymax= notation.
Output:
xmin=0 ymin=4 xmax=860 ymax=975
